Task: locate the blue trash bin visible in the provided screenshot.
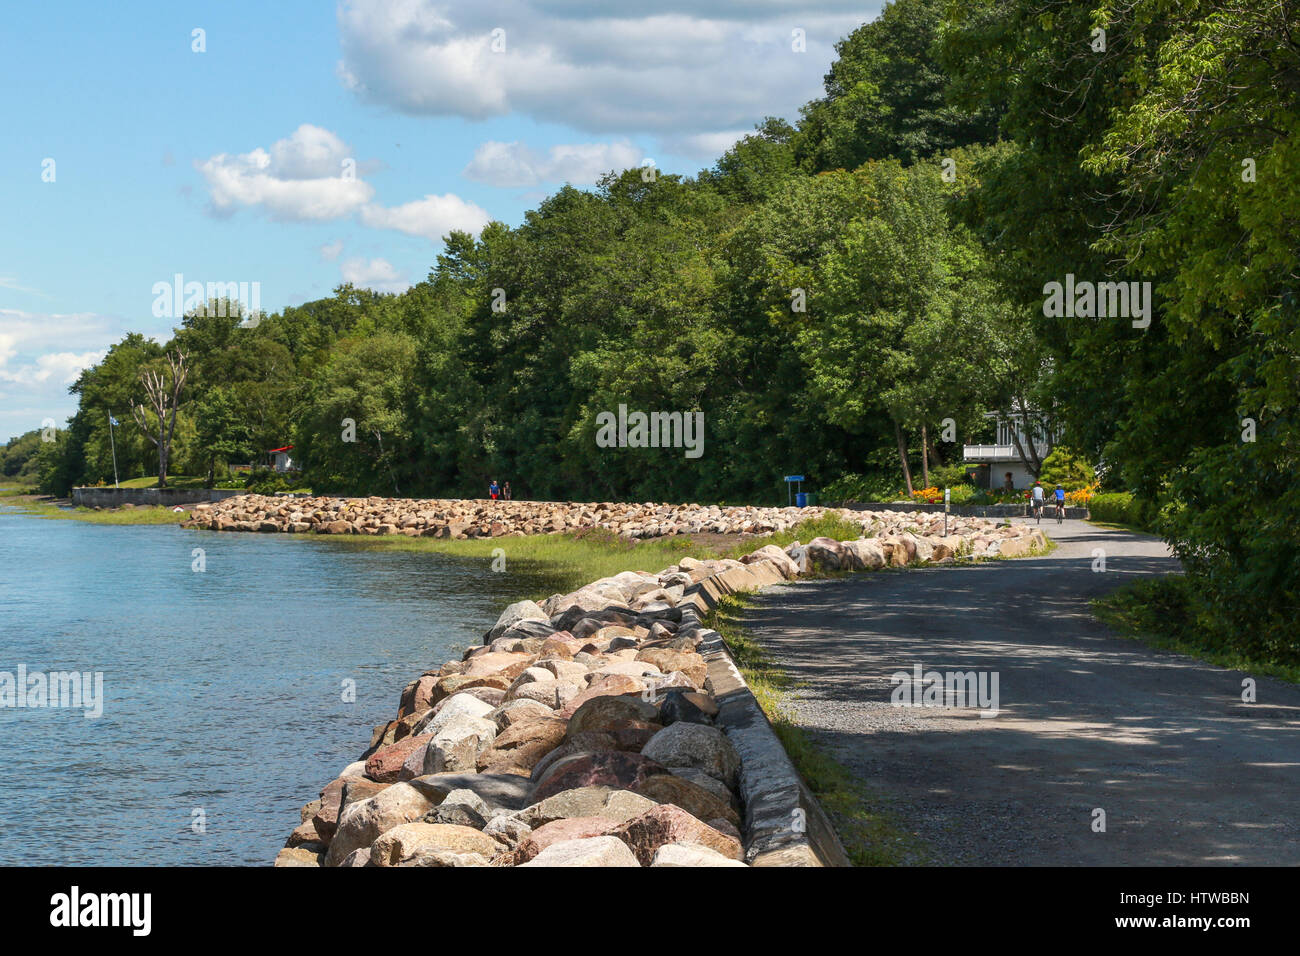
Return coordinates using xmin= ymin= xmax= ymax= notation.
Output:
xmin=795 ymin=492 xmax=808 ymax=507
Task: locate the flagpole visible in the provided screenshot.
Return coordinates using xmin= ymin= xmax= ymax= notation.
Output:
xmin=108 ymin=413 xmax=120 ymax=488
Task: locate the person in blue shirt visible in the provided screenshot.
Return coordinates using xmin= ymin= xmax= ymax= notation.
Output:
xmin=1053 ymin=484 xmax=1066 ymax=517
xmin=488 ymin=479 xmax=500 ymax=500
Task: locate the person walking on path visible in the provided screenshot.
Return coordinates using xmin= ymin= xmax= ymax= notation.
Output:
xmin=488 ymin=479 xmax=500 ymax=500
xmin=502 ymin=481 xmax=512 ymax=501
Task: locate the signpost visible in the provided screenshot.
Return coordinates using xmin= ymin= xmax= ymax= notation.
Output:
xmin=784 ymin=475 xmax=804 ymax=508
xmin=944 ymin=487 xmax=950 ymax=536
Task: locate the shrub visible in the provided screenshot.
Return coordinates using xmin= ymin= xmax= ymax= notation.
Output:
xmin=947 ymin=483 xmax=978 ymax=504
xmin=1088 ymin=491 xmax=1159 ymax=529
xmin=822 ymin=473 xmax=902 ymax=503
xmin=1038 ymin=446 xmax=1096 ymax=490
xmin=242 ymin=469 xmax=293 ymax=495
xmin=929 ymin=463 xmax=973 ymax=488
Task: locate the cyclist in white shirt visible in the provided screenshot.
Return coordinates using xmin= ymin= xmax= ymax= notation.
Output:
xmin=1030 ymin=480 xmax=1045 ymax=520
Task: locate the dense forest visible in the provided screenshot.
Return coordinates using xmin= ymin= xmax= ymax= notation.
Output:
xmin=7 ymin=0 xmax=1297 ymax=659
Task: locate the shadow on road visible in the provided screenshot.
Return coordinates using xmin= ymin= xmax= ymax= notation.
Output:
xmin=742 ymin=522 xmax=1300 ymax=865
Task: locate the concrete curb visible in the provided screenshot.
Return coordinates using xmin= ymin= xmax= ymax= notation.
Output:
xmin=680 ymin=567 xmax=852 ymax=867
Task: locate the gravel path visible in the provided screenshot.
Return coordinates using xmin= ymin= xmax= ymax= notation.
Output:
xmin=743 ymin=519 xmax=1300 ymax=865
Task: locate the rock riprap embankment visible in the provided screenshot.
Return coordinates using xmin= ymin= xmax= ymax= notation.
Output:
xmin=275 ymin=515 xmax=1046 ymax=867
xmin=185 ymin=495 xmax=831 ymax=538
xmin=184 ymin=495 xmax=1046 ymax=551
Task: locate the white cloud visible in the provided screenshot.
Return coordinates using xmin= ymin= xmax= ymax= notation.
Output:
xmin=270 ymin=124 xmax=355 ymax=179
xmin=359 ymin=194 xmax=492 ymax=241
xmin=198 ymin=124 xmax=491 ymax=242
xmin=0 ymin=276 xmax=46 ymax=296
xmin=336 ymin=0 xmax=875 ymax=149
xmin=463 ymin=139 xmax=643 ymax=187
xmin=660 ymin=130 xmax=751 ymax=160
xmin=0 ymin=309 xmax=117 ymax=441
xmin=197 ymin=124 xmax=375 ymax=221
xmin=320 ymin=239 xmax=345 ymax=261
xmin=1 ymin=351 xmax=107 ymax=388
xmin=340 ymin=257 xmax=411 ymax=294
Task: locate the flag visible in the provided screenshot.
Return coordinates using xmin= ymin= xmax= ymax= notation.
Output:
xmin=109 ymin=416 xmax=120 ymax=426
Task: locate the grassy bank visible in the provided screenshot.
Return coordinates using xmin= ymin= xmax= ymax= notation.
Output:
xmin=0 ymin=493 xmax=189 ymax=525
xmin=1094 ymin=576 xmax=1300 ymax=684
xmin=320 ymin=527 xmax=716 ymax=602
xmin=704 ymin=593 xmax=928 ymax=866
xmin=319 ymin=512 xmax=878 ymax=601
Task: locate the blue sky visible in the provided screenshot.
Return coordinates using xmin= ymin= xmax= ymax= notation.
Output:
xmin=0 ymin=0 xmax=877 ymax=442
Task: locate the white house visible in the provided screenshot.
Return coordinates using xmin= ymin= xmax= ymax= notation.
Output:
xmin=962 ymin=412 xmax=1056 ymax=490
xmin=268 ymin=445 xmax=296 ymax=473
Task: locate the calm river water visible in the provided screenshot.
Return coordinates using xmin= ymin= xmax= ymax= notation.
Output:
xmin=0 ymin=506 xmax=556 ymax=865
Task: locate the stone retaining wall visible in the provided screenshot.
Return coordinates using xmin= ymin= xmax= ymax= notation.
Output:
xmin=71 ymin=486 xmax=249 ymax=508
xmin=274 ymin=510 xmax=1047 ymax=868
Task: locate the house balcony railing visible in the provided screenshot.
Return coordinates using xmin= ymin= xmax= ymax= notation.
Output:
xmin=962 ymin=443 xmax=1052 ymax=462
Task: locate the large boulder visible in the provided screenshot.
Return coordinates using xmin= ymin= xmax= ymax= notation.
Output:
xmin=517 ymin=835 xmax=640 ymax=867
xmin=805 ymin=536 xmax=846 ymax=571
xmin=364 ymin=733 xmax=433 ymax=783
xmin=739 ymin=545 xmax=800 ymax=579
xmin=485 ymin=600 xmax=550 ymax=642
xmin=559 ymin=675 xmax=649 ymax=717
xmin=415 ymin=692 xmax=496 ymax=736
xmin=310 ymin=777 xmax=347 ymax=843
xmin=408 ymin=772 xmax=532 ymax=812
xmin=505 ymin=679 xmax=582 ymax=710
xmin=543 ymin=581 xmax=629 ymax=617
xmin=565 ymin=695 xmax=659 ymax=736
xmin=841 ymin=538 xmax=886 ymax=571
xmin=369 ymin=822 xmax=498 ymax=866
xmin=494 ymin=617 xmax=558 ymax=644
xmin=462 ymin=651 xmax=532 ymax=680
xmin=612 ymin=804 xmax=744 ymax=866
xmin=476 ymin=715 xmax=568 ymax=775
xmin=514 ymin=786 xmax=660 ymax=828
xmin=530 ymin=751 xmax=673 ymax=802
xmin=631 ymin=773 xmax=740 ymax=827
xmin=488 ymin=698 xmax=555 ymax=732
xmin=657 ymin=690 xmax=718 ymax=727
xmin=496 ymin=816 xmax=622 ymax=865
xmin=634 ymin=648 xmax=706 ymax=687
xmin=539 ymin=659 xmax=588 ymax=684
xmin=423 ymin=714 xmax=498 ymax=774
xmin=274 ymin=846 xmax=323 ymax=867
xmin=904 ymin=533 xmax=934 ymax=562
xmin=640 ymin=722 xmax=741 ymax=789
xmin=483 ymin=814 xmax=533 ymax=850
xmin=325 ymin=781 xmax=437 ymax=865
xmin=998 ymin=534 xmax=1033 ymax=558
xmin=651 ymin=842 xmax=748 ymax=867
xmin=398 ymin=674 xmax=438 ymax=717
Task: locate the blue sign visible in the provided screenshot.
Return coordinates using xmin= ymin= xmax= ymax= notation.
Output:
xmin=784 ymin=475 xmax=804 ymax=483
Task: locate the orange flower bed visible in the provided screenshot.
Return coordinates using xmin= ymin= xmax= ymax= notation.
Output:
xmin=909 ymin=486 xmax=944 ymax=504
xmin=1065 ymin=482 xmax=1100 ymax=506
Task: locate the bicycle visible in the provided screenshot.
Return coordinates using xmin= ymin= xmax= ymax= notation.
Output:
xmin=1031 ymin=499 xmax=1043 ymax=524
xmin=1055 ymin=499 xmax=1065 ymax=524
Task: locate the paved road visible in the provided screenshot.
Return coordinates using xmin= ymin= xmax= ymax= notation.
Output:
xmin=743 ymin=519 xmax=1300 ymax=865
